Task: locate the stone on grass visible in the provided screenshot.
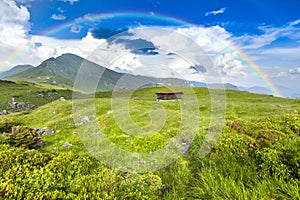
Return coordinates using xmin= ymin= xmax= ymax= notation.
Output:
xmin=48 ymin=129 xmax=56 ymax=134
xmin=62 ymin=142 xmax=73 ymax=148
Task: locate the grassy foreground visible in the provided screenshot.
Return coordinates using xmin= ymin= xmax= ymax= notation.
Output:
xmin=0 ymin=83 xmax=299 ymax=199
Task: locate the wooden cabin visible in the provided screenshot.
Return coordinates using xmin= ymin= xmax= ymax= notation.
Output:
xmin=155 ymin=91 xmax=183 ymax=101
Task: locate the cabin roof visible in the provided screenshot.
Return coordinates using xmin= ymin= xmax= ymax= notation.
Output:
xmin=155 ymin=91 xmax=183 ymax=95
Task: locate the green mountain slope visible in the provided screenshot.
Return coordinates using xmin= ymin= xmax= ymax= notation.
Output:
xmin=4 ymin=53 xmax=188 ymax=92
xmin=0 ymin=80 xmax=73 ymax=113
xmin=0 ymin=64 xmax=34 ymax=79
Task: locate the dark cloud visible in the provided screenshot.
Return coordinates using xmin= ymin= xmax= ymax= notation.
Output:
xmin=131 ymin=48 xmax=159 ymax=55
xmin=34 ymin=42 xmax=42 ymax=48
xmin=93 ymin=27 xmax=160 ymax=55
xmin=114 ymin=38 xmax=155 ymax=49
xmin=114 ymin=38 xmax=159 ymax=55
xmin=189 ymin=65 xmax=207 ymax=74
xmin=167 ymin=52 xmax=176 ymax=56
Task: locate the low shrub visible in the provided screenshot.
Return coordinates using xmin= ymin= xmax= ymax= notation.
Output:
xmin=5 ymin=126 xmax=43 ymax=149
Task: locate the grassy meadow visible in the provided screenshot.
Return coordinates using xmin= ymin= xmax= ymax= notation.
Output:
xmin=0 ymin=81 xmax=299 ymax=199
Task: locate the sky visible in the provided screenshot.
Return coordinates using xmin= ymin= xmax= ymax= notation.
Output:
xmin=0 ymin=0 xmax=300 ymax=97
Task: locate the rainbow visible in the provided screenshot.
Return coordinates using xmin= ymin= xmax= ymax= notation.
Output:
xmin=43 ymin=12 xmax=188 ymax=36
xmin=208 ymin=34 xmax=283 ymax=97
xmin=0 ymin=12 xmax=282 ymax=97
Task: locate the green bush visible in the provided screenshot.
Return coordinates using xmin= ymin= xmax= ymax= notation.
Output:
xmin=0 ymin=145 xmax=165 ymax=199
xmin=118 ymin=173 xmax=162 ymax=200
xmin=5 ymin=126 xmax=42 ymax=148
xmin=0 ymin=119 xmax=22 ymax=133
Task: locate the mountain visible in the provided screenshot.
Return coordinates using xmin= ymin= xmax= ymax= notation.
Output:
xmin=4 ymin=54 xmax=188 ymax=92
xmin=4 ymin=54 xmax=296 ymax=98
xmin=0 ymin=64 xmax=34 ymax=79
xmin=277 ymin=85 xmax=300 ymax=99
xmin=3 ymin=54 xmax=86 ymax=88
xmin=190 ymin=81 xmax=240 ymax=90
xmin=241 ymin=86 xmax=273 ymax=95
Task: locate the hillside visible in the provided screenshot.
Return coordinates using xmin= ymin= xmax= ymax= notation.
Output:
xmin=0 ymin=84 xmax=299 ymax=199
xmin=0 ymin=80 xmax=74 ymax=114
xmin=0 ymin=65 xmax=34 ymax=79
xmin=3 ymin=53 xmax=188 ymax=92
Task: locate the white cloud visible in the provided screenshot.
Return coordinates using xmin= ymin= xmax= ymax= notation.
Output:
xmin=31 ymin=32 xmax=107 ymax=62
xmin=57 ymin=7 xmax=64 ymax=13
xmin=205 ymin=8 xmax=226 ymax=16
xmin=175 ymin=26 xmax=232 ymax=53
xmin=171 ymin=26 xmax=248 ymax=79
xmin=0 ymin=0 xmax=105 ymax=70
xmin=289 ymin=67 xmax=300 ymax=75
xmin=0 ymin=0 xmax=31 ymax=69
xmin=104 ymin=26 xmax=248 ymax=82
xmin=233 ymin=20 xmax=300 ymax=50
xmin=59 ymin=0 xmax=79 ymax=5
xmin=277 ymin=67 xmax=300 ymax=78
xmin=214 ymin=53 xmax=248 ymax=77
xmin=260 ymin=47 xmax=300 ymax=59
xmin=51 ymin=14 xmax=66 ymax=20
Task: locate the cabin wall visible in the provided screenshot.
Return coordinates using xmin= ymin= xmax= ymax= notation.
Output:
xmin=156 ymin=93 xmax=182 ymax=100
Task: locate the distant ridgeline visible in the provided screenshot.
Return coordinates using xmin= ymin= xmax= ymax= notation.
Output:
xmin=0 ymin=53 xmax=297 ymax=97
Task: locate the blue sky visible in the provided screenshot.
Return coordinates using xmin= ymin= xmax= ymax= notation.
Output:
xmin=1 ymin=0 xmax=300 ymax=97
xmin=26 ymin=0 xmax=300 ymax=37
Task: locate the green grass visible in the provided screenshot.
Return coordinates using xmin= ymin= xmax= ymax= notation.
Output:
xmin=0 ymin=80 xmax=73 ymax=112
xmin=0 ymin=83 xmax=300 ymax=199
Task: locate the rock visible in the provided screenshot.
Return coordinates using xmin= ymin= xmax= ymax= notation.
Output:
xmin=18 ymin=102 xmax=25 ymax=107
xmin=10 ymin=103 xmax=16 ymax=109
xmin=37 ymin=93 xmax=45 ymax=98
xmin=62 ymin=142 xmax=72 ymax=148
xmin=137 ymin=160 xmax=146 ymax=164
xmin=106 ymin=110 xmax=113 ymax=114
xmin=27 ymin=104 xmax=35 ymax=110
xmin=60 ymin=97 xmax=66 ymax=101
xmin=80 ymin=116 xmax=91 ymax=124
xmin=34 ymin=128 xmax=46 ymax=135
xmin=75 ymin=115 xmax=91 ymax=126
xmin=92 ymin=148 xmax=99 ymax=153
xmin=2 ymin=110 xmax=7 ymax=115
xmin=34 ymin=141 xmax=46 ymax=147
xmin=94 ymin=132 xmax=103 ymax=137
xmin=48 ymin=129 xmax=56 ymax=134
xmin=159 ymin=185 xmax=173 ymax=194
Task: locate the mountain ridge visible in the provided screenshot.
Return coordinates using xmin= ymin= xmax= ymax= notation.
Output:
xmin=2 ymin=54 xmax=188 ymax=92
xmin=1 ymin=53 xmax=297 ymax=98
xmin=0 ymin=64 xmax=34 ymax=79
